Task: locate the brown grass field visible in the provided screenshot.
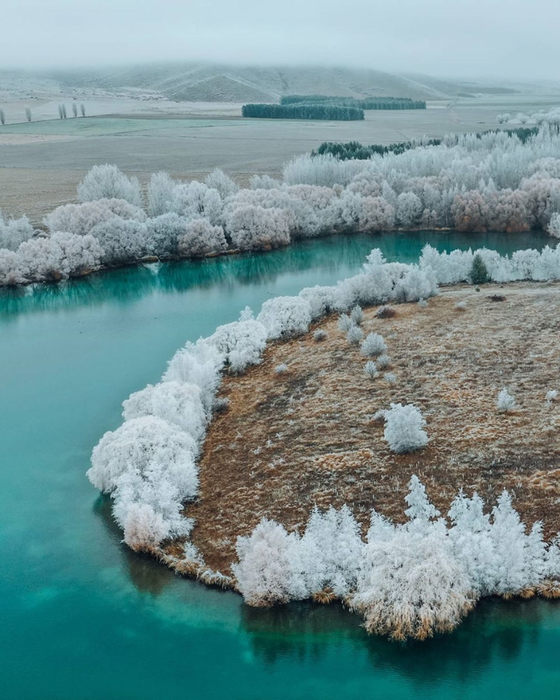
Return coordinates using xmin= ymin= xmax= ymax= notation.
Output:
xmin=171 ymin=282 xmax=560 ymax=575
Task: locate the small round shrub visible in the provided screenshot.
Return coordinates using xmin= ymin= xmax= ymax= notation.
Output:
xmin=313 ymin=329 xmax=327 ymax=342
xmin=350 ymin=305 xmax=364 ymax=325
xmin=375 ymin=305 xmax=396 ymax=319
xmin=347 ymin=325 xmax=364 ymax=345
xmin=275 ymin=363 xmax=289 ymax=374
xmin=364 ymin=361 xmax=378 ymax=379
xmin=497 ymin=388 xmax=515 ymax=412
xmin=376 ymin=354 xmax=391 ymax=369
xmin=361 ymin=332 xmax=387 ymax=357
xmin=338 ymin=313 xmax=353 ymax=332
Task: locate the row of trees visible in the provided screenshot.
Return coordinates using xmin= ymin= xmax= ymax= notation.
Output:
xmin=0 ymin=103 xmax=86 ymax=125
xmin=313 ymin=138 xmax=443 ymax=160
xmin=234 ymin=478 xmax=559 ymax=640
xmin=3 ymin=125 xmax=560 ymax=286
xmin=280 ymin=95 xmax=426 ymax=110
xmin=241 ymin=103 xmax=364 ymax=120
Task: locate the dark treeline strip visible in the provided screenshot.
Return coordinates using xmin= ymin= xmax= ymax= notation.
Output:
xmin=241 ymin=103 xmax=365 ymax=121
xmin=280 ymin=95 xmax=426 ymax=110
xmin=313 ymin=128 xmax=540 ymax=160
xmin=313 ymin=139 xmax=442 ymax=160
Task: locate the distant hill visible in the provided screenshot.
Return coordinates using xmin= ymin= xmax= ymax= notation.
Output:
xmin=54 ymin=63 xmax=469 ymax=102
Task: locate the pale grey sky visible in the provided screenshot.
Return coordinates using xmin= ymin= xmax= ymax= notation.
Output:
xmin=2 ymin=0 xmax=558 ymax=80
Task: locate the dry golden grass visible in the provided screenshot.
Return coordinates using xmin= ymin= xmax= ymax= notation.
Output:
xmin=163 ymin=282 xmax=560 ymax=577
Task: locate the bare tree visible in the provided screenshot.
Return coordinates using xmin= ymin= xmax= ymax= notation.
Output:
xmin=25 ymin=107 xmax=32 ymax=122
xmin=0 ymin=109 xmax=5 ymax=126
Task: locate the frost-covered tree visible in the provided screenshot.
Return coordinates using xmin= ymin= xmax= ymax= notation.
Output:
xmin=232 ymin=519 xmax=306 ymax=605
xmin=145 ymin=212 xmax=186 ymax=257
xmin=147 ymin=171 xmax=176 ymax=217
xmin=227 ymin=205 xmax=290 ymax=251
xmin=162 ymin=340 xmax=224 ymax=416
xmin=25 ymin=107 xmax=31 ymax=122
xmin=0 ymin=212 xmax=35 ymax=251
xmin=122 ymin=381 xmax=207 ymax=445
xmin=44 ymin=198 xmax=146 ymax=236
xmin=72 ymin=102 xmax=78 ymax=118
xmin=375 ymin=403 xmax=428 ymax=453
xmin=80 ymin=104 xmax=86 ymax=117
xmin=178 ymin=219 xmax=228 ymax=258
xmin=77 ymin=165 xmax=143 ymax=208
xmin=300 ymin=506 xmax=364 ymax=597
xmin=205 ymin=169 xmax=239 ymax=198
xmin=89 ymin=219 xmax=147 ymax=265
xmin=0 ymin=108 xmax=5 ymax=125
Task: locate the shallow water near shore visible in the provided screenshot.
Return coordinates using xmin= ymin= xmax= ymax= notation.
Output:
xmin=1 ymin=230 xmax=559 ymax=700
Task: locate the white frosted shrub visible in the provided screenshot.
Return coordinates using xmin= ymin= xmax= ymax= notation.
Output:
xmin=299 ymin=285 xmax=340 ymax=319
xmin=384 ymin=372 xmax=396 ymax=384
xmin=227 ymin=205 xmax=290 ymax=251
xmin=89 ymin=219 xmax=147 ymax=265
xmin=77 ymin=165 xmax=143 ymax=207
xmin=361 ymin=332 xmax=387 ymax=357
xmin=376 ymin=354 xmax=391 ymax=369
xmin=350 ymin=305 xmax=364 ymax=325
xmin=337 ymin=313 xmax=353 ymax=332
xmin=162 ymin=340 xmax=224 ymax=416
xmin=122 ymin=381 xmax=207 ymax=445
xmin=376 ymin=403 xmax=428 ymax=453
xmin=257 ymin=296 xmax=312 ymax=339
xmin=313 ymin=329 xmax=327 ymax=342
xmin=364 ymin=361 xmax=378 ymax=379
xmin=44 ymin=199 xmax=146 ymax=235
xmin=497 ymin=388 xmax=516 ymax=412
xmin=232 ymin=518 xmax=306 ymax=605
xmin=0 ymin=213 xmax=35 ymax=251
xmin=275 ymin=363 xmax=288 ymax=374
xmin=347 ymin=325 xmax=364 ymax=345
xmin=206 ymin=319 xmax=267 ymax=372
xmin=546 ymin=390 xmax=558 ymax=403
xmin=178 ymin=218 xmax=228 ymax=257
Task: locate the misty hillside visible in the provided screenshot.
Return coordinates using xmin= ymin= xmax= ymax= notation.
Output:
xmin=54 ymin=63 xmax=476 ymax=102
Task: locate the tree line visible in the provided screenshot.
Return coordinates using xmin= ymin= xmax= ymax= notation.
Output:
xmin=241 ymin=103 xmax=364 ymax=121
xmin=281 ymin=95 xmax=426 ymax=110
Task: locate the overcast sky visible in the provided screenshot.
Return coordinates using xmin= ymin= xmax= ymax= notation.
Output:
xmin=2 ymin=0 xmax=559 ymax=80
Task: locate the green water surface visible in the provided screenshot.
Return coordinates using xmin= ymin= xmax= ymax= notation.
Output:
xmin=1 ymin=231 xmax=559 ymax=700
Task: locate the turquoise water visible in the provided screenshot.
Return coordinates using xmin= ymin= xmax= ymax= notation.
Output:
xmin=1 ymin=231 xmax=559 ymax=700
